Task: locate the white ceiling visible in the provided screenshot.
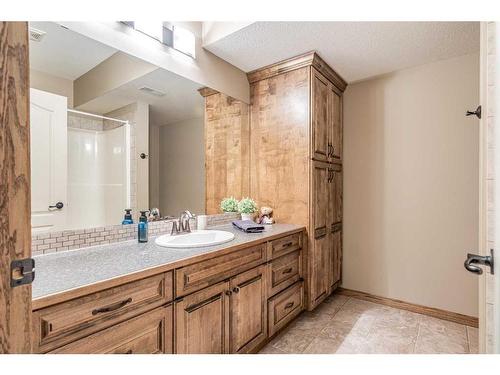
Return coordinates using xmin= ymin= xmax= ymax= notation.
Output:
xmin=204 ymin=22 xmax=480 ymax=82
xmin=78 ymin=67 xmax=204 ymax=126
xmin=29 ymin=21 xmax=117 ymax=80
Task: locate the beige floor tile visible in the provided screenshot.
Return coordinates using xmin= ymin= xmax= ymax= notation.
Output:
xmin=303 ymin=336 xmax=370 ymax=354
xmin=414 ymin=325 xmax=468 ymax=354
xmin=362 ymin=335 xmax=416 ymax=354
xmin=313 ymin=294 xmax=350 ymax=316
xmin=268 ymin=325 xmax=317 ymax=354
xmin=258 ymin=345 xmax=288 ymax=354
xmin=467 ymin=326 xmax=479 ymax=354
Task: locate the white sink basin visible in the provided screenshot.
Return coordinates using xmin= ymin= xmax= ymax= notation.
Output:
xmin=155 ymin=230 xmax=235 ymax=248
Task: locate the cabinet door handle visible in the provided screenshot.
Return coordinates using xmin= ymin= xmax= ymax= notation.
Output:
xmin=282 ymin=268 xmax=293 ymax=275
xmin=225 ymin=290 xmax=232 ymax=296
xmin=284 ymin=302 xmax=295 ymax=309
xmin=232 ymin=287 xmax=240 ymax=293
xmin=91 ymin=297 xmax=132 ymax=315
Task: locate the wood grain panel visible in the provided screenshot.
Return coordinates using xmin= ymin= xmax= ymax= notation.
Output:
xmin=250 ymin=67 xmax=310 ymax=226
xmin=175 ymin=244 xmax=266 ymax=297
xmin=0 ymin=21 xmax=32 ymax=354
xmin=51 ymin=306 xmax=173 ymax=354
xmin=267 ymin=250 xmax=302 ymax=297
xmin=204 ymin=92 xmax=250 ymax=214
xmin=33 ymin=272 xmax=172 ymax=353
xmin=311 ymin=69 xmax=330 ymax=162
xmin=229 ymin=265 xmax=267 ymax=353
xmin=175 ymin=281 xmax=229 ymax=354
xmin=268 ymin=281 xmax=304 ymax=336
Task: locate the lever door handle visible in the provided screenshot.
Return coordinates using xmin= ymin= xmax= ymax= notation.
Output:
xmin=48 ymin=202 xmax=64 ymax=210
xmin=464 ymin=249 xmax=494 ymax=275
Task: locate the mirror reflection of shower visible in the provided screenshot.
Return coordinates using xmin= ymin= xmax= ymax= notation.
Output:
xmin=66 ymin=109 xmax=131 ymax=230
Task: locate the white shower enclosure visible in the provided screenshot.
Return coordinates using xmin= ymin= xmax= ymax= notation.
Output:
xmin=30 ymin=88 xmax=130 ymax=232
xmin=67 ymin=120 xmax=130 ymax=230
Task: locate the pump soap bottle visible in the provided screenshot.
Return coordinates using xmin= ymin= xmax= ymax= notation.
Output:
xmin=138 ymin=211 xmax=149 ymax=243
xmin=122 ymin=209 xmax=134 ymax=225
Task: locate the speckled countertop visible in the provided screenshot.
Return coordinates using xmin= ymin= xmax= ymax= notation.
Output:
xmin=32 ymin=224 xmax=303 ymax=303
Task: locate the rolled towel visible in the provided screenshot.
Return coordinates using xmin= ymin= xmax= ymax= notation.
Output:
xmin=232 ymin=220 xmax=265 ymax=233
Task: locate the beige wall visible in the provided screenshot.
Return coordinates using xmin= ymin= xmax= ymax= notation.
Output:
xmin=343 ymin=53 xmax=480 ymax=317
xmin=157 ymin=117 xmax=205 ymax=217
xmin=30 ymin=69 xmax=74 ymax=107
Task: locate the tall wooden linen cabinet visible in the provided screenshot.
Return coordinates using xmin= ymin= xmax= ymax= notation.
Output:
xmin=248 ymin=52 xmax=346 ymax=310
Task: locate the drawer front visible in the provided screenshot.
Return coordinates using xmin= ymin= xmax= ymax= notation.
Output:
xmin=34 ymin=272 xmax=173 ymax=353
xmin=268 ymin=233 xmax=302 ymax=259
xmin=51 ymin=305 xmax=173 ymax=354
xmin=268 ymin=281 xmax=304 ymax=336
xmin=268 ymin=250 xmax=302 ymax=297
xmin=175 ymin=244 xmax=266 ymax=297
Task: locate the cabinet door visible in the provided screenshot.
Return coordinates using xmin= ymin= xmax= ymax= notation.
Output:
xmin=310 ymin=161 xmax=330 ymax=305
xmin=175 ymin=281 xmax=230 ymax=354
xmin=311 ymin=69 xmax=330 ymax=162
xmin=331 ymin=228 xmax=342 ymax=288
xmin=329 ymin=89 xmax=342 ymax=163
xmin=229 ymin=265 xmax=267 ymax=353
xmin=328 ymin=165 xmax=342 ymax=289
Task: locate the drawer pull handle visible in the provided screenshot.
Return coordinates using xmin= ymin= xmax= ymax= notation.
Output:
xmin=225 ymin=290 xmax=232 ymax=296
xmin=282 ymin=241 xmax=293 ymax=248
xmin=92 ymin=297 xmax=132 ymax=315
xmin=284 ymin=302 xmax=295 ymax=309
xmin=282 ymin=268 xmax=293 ymax=275
xmin=232 ymin=287 xmax=240 ymax=293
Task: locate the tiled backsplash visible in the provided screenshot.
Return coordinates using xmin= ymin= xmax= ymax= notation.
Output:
xmin=32 ymin=212 xmax=240 ymax=256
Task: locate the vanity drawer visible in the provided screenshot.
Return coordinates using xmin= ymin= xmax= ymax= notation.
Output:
xmin=51 ymin=305 xmax=173 ymax=354
xmin=175 ymin=244 xmax=266 ymax=297
xmin=33 ymin=272 xmax=173 ymax=353
xmin=268 ymin=281 xmax=304 ymax=336
xmin=268 ymin=232 xmax=302 ymax=259
xmin=267 ymin=250 xmax=302 ymax=297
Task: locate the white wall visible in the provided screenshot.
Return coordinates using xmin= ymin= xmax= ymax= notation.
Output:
xmin=157 ymin=117 xmax=205 ymax=217
xmin=343 ymin=53 xmax=480 ymax=316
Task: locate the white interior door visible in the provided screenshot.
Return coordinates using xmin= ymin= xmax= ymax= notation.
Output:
xmin=30 ymin=88 xmax=67 ymax=232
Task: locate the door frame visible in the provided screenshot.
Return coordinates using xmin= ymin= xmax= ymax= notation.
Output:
xmin=0 ymin=21 xmax=33 ymax=354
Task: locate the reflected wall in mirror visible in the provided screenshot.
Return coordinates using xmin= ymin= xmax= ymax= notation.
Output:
xmin=29 ymin=21 xmax=205 ymax=234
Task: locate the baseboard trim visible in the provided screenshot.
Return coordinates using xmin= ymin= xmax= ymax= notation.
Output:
xmin=336 ymin=287 xmax=478 ymax=328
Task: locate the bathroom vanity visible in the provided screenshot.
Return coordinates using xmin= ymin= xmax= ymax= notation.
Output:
xmin=31 ymin=224 xmax=305 ymax=354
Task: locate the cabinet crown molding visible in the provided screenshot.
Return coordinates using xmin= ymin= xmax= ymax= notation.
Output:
xmin=198 ymin=87 xmax=220 ymax=97
xmin=246 ymin=51 xmax=347 ymax=92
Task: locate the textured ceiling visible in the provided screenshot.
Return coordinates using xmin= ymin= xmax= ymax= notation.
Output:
xmin=29 ymin=21 xmax=117 ymax=80
xmin=78 ymin=68 xmax=204 ymax=126
xmin=204 ymin=22 xmax=480 ymax=82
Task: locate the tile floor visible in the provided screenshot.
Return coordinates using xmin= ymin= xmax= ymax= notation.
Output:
xmin=260 ymin=293 xmax=478 ymax=354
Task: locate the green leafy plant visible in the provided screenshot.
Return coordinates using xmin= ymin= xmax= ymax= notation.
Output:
xmin=220 ymin=197 xmax=238 ymax=212
xmin=238 ymin=197 xmax=258 ymax=214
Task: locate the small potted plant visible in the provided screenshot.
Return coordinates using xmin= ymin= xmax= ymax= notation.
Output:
xmin=238 ymin=197 xmax=258 ymax=221
xmin=220 ymin=197 xmax=238 ymax=213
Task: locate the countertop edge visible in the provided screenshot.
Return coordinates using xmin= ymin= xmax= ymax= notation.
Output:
xmin=32 ymin=226 xmax=306 ymax=311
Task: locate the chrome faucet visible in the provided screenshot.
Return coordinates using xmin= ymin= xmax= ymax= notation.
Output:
xmin=171 ymin=210 xmax=195 ymax=235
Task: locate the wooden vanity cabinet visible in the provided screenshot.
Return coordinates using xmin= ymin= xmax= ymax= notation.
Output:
xmin=35 ymin=230 xmax=305 ymax=354
xmin=248 ymin=52 xmax=346 ymax=311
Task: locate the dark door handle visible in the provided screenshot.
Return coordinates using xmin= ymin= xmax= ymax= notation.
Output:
xmin=48 ymin=202 xmax=64 ymax=210
xmin=92 ymin=297 xmax=132 ymax=315
xmin=464 ymin=249 xmax=494 ymax=275
xmin=466 ymin=105 xmax=481 ymax=119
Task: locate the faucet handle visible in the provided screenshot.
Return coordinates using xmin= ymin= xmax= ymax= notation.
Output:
xmin=170 ymin=220 xmax=180 ymax=235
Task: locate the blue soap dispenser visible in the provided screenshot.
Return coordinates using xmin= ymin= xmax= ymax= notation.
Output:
xmin=122 ymin=209 xmax=134 ymax=225
xmin=138 ymin=211 xmax=149 ymax=243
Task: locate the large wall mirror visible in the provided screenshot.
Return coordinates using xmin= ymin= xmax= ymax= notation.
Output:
xmin=29 ymin=21 xmax=206 ymax=233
